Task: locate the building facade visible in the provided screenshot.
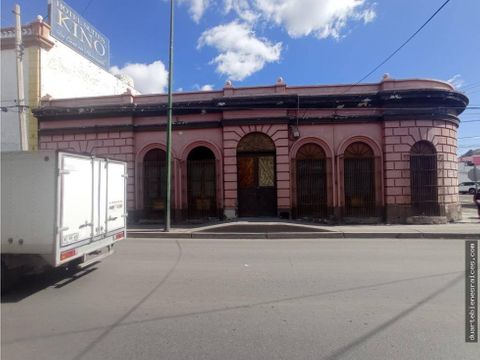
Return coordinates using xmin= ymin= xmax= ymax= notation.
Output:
xmin=34 ymin=78 xmax=468 ymax=223
xmin=1 ymin=17 xmax=136 ymax=151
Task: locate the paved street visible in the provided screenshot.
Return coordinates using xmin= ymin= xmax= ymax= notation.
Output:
xmin=2 ymin=238 xmax=479 ymax=360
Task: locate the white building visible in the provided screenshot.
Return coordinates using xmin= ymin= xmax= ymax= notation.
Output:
xmin=458 ymin=149 xmax=480 ymax=183
xmin=1 ymin=17 xmax=137 ymax=151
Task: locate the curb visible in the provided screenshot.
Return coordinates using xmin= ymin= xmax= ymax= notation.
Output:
xmin=127 ymin=231 xmax=479 ymax=240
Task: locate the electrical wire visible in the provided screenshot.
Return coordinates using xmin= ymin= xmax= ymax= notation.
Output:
xmin=340 ymin=0 xmax=453 ymax=94
xmin=461 ymin=80 xmax=480 ymax=91
xmin=458 ymin=136 xmax=480 ymax=140
xmin=83 ymin=0 xmax=94 ymax=14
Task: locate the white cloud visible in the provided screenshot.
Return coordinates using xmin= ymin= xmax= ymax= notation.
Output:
xmin=183 ymin=1 xmax=376 ymax=80
xmin=110 ymin=61 xmax=168 ymax=94
xmin=179 ymin=0 xmax=210 ymax=22
xmin=447 ymin=74 xmax=465 ymax=89
xmin=192 ymin=84 xmax=215 ymax=91
xmin=253 ymin=0 xmax=376 ymax=39
xmin=360 ymin=7 xmax=376 ymax=23
xmin=224 ymin=0 xmax=258 ymax=23
xmin=198 ymin=21 xmax=282 ymax=81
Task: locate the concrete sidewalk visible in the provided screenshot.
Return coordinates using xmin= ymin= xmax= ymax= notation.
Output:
xmin=127 ymin=218 xmax=479 ymax=240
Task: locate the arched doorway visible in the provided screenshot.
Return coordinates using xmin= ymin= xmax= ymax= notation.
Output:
xmin=410 ymin=141 xmax=439 ymax=215
xmin=296 ymin=143 xmax=328 ymax=218
xmin=187 ymin=146 xmax=217 ymax=219
xmin=143 ymin=148 xmax=167 ymax=219
xmin=344 ymin=142 xmax=376 ymax=216
xmin=237 ymin=133 xmax=276 ymax=217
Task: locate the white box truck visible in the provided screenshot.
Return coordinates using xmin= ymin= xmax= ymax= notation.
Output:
xmin=1 ymin=151 xmax=127 ymax=289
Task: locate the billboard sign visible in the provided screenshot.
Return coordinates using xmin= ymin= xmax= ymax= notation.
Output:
xmin=49 ymin=0 xmax=110 ymax=69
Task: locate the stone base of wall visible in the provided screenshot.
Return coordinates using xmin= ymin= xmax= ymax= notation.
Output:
xmin=179 ymin=209 xmax=224 ymax=222
xmin=385 ymin=205 xmax=411 ymax=224
xmin=406 ymin=216 xmax=447 ymax=224
xmin=443 ymin=203 xmax=462 ymax=222
xmin=334 ymin=207 xmax=384 ymax=224
xmin=224 ymin=208 xmax=237 ymax=219
xmin=385 ymin=203 xmax=461 ymax=223
xmin=291 ymin=207 xmax=336 ymax=223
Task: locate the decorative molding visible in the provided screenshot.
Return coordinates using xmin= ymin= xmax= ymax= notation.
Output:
xmin=1 ymin=22 xmax=54 ymax=51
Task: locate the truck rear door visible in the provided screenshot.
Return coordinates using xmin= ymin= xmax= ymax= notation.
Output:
xmin=92 ymin=158 xmax=107 ymax=240
xmin=59 ymin=153 xmax=93 ymax=247
xmin=106 ymin=160 xmax=127 ymax=234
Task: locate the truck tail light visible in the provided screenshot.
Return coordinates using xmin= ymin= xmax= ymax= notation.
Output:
xmin=60 ymin=249 xmax=76 ymax=261
xmin=114 ymin=231 xmax=125 ymax=240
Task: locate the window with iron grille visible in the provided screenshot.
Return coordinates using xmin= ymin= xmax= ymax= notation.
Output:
xmin=187 ymin=147 xmax=217 ymax=219
xmin=410 ymin=141 xmax=439 ymax=216
xmin=343 ymin=142 xmax=376 ymax=217
xmin=296 ymin=143 xmax=328 ymax=218
xmin=143 ymin=149 xmax=167 ymax=218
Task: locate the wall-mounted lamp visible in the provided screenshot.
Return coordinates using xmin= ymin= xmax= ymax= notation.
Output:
xmin=291 ymin=125 xmax=300 ymax=139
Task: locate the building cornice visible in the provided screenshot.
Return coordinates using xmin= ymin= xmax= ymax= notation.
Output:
xmin=34 ymin=87 xmax=468 ymax=125
xmin=38 ymin=112 xmax=462 ymax=136
xmin=1 ymin=21 xmax=54 ymax=51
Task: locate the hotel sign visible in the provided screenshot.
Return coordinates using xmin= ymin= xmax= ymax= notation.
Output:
xmin=49 ymin=0 xmax=110 ymax=69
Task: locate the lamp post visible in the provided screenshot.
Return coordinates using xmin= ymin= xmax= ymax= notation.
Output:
xmin=164 ymin=0 xmax=174 ymax=231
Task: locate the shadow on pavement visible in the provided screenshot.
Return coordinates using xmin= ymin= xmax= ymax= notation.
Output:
xmin=1 ymin=266 xmax=98 ymax=303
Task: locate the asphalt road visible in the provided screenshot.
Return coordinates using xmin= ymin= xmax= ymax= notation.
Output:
xmin=2 ymin=238 xmax=479 ymax=360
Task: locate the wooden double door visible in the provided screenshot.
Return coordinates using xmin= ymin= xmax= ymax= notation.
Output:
xmin=237 ymin=153 xmax=277 ymax=217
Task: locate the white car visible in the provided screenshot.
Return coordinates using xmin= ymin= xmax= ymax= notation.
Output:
xmin=458 ymin=181 xmax=479 ymax=194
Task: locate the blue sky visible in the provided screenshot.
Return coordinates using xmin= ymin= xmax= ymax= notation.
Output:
xmin=1 ymin=0 xmax=479 ymax=153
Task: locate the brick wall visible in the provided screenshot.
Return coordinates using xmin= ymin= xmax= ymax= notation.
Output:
xmin=222 ymin=124 xmax=289 ymax=218
xmin=383 ymin=119 xmax=460 ymax=222
xmin=39 ymin=131 xmax=136 ymax=210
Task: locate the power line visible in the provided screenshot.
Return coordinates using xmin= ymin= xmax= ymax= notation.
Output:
xmin=458 ymin=145 xmax=480 ymax=149
xmin=458 ymin=136 xmax=480 ymax=140
xmin=83 ymin=0 xmax=94 ymax=14
xmin=465 ymin=89 xmax=480 ymax=96
xmin=341 ymin=0 xmax=453 ymax=94
xmin=461 ymin=80 xmax=480 ymax=91
xmin=463 ymin=86 xmax=480 ymax=93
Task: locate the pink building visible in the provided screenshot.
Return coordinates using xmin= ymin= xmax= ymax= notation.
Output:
xmin=34 ymin=77 xmax=468 ymax=223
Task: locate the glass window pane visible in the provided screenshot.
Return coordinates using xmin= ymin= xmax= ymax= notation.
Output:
xmin=258 ymin=156 xmax=274 ymax=187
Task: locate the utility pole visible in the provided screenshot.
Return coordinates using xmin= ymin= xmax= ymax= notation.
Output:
xmin=13 ymin=4 xmax=28 ymax=151
xmin=164 ymin=0 xmax=174 ymax=231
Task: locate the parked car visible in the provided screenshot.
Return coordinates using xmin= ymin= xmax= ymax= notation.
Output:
xmin=458 ymin=181 xmax=479 ymax=194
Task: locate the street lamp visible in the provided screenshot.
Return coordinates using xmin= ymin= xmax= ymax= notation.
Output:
xmin=165 ymin=0 xmax=174 ymax=231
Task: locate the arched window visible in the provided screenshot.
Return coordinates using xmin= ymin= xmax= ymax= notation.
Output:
xmin=410 ymin=141 xmax=439 ymax=215
xmin=343 ymin=142 xmax=376 ymax=216
xmin=187 ymin=146 xmax=217 ymax=219
xmin=143 ymin=148 xmax=167 ymax=218
xmin=296 ymin=143 xmax=328 ymax=218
